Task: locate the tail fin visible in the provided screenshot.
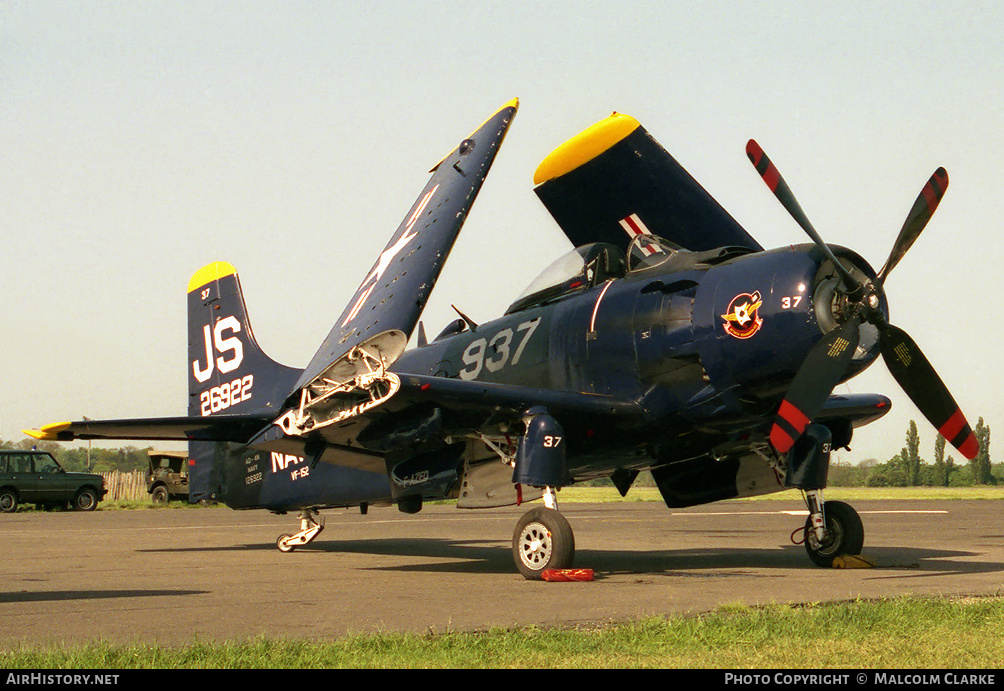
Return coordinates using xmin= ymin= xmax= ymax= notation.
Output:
xmin=186 ymin=261 xmax=301 ymax=502
xmin=187 ymin=261 xmax=301 ymax=417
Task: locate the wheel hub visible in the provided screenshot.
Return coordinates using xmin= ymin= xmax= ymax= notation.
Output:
xmin=518 ymin=523 xmax=552 ymax=568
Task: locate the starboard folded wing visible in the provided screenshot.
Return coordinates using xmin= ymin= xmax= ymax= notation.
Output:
xmin=534 ymin=113 xmax=763 ymax=254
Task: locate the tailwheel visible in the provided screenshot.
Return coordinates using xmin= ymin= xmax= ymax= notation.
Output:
xmin=804 ymin=500 xmax=864 ymax=567
xmin=512 ymin=506 xmax=575 ymax=580
xmin=275 ymin=509 xmax=325 ymax=553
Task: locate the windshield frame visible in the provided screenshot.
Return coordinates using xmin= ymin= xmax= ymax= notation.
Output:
xmin=626 ymin=234 xmax=683 ymax=273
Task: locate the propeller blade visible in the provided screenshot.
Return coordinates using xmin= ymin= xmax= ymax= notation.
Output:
xmin=746 ymin=140 xmax=865 ymax=296
xmin=879 ymin=323 xmax=978 ymax=460
xmin=876 ymin=168 xmax=948 ymax=285
xmin=770 ymin=317 xmax=861 ymax=454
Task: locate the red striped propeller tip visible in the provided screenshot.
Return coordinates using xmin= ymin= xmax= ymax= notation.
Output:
xmin=746 ymin=139 xmax=765 ymax=162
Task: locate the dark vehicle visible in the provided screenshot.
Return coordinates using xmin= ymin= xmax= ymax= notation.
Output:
xmin=147 ymin=451 xmax=189 ymax=504
xmin=0 ymin=450 xmax=106 ymax=512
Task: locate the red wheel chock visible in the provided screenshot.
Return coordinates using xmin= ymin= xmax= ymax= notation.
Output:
xmin=541 ymin=568 xmax=594 ymax=582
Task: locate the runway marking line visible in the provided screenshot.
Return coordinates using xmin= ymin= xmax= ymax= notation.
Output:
xmin=669 ymin=510 xmax=948 ymax=517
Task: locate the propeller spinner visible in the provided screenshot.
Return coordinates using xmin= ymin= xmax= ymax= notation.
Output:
xmin=746 ymin=140 xmax=977 ymax=461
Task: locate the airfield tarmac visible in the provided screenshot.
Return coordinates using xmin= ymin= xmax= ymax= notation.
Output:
xmin=1 ymin=499 xmax=1002 ymax=648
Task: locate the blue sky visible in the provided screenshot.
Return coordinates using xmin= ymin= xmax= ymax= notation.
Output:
xmin=2 ymin=1 xmax=1001 ymax=465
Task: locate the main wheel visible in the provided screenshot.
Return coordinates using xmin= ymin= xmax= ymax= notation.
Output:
xmin=804 ymin=500 xmax=864 ymax=567
xmin=512 ymin=506 xmax=575 ymax=580
xmin=151 ymin=486 xmax=169 ymax=504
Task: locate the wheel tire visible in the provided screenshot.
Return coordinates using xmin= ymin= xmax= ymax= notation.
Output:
xmin=0 ymin=490 xmax=18 ymax=514
xmin=73 ymin=488 xmax=99 ymax=512
xmin=276 ymin=534 xmax=295 ymax=553
xmin=512 ymin=506 xmax=575 ymax=580
xmin=151 ymin=486 xmax=169 ymax=504
xmin=804 ymin=500 xmax=864 ymax=567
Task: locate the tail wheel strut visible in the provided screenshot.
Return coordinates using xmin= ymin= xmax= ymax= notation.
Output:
xmin=276 ymin=509 xmax=325 ymax=553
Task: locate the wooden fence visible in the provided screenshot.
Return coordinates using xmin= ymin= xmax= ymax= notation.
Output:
xmin=100 ymin=470 xmax=148 ymax=502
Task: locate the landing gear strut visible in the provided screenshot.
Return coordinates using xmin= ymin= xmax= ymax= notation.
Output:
xmin=802 ymin=494 xmax=864 ymax=567
xmin=785 ymin=425 xmax=865 ymax=566
xmin=276 ymin=509 xmax=325 ymax=552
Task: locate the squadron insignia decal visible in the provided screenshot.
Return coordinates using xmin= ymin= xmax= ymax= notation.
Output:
xmin=721 ymin=291 xmax=763 ymax=339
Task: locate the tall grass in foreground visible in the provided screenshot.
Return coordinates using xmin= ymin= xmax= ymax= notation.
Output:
xmin=4 ymin=596 xmax=1002 ymax=668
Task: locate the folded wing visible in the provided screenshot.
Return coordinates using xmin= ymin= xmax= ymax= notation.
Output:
xmin=288 ymin=100 xmax=519 ymax=414
xmin=534 ymin=113 xmax=762 ymax=253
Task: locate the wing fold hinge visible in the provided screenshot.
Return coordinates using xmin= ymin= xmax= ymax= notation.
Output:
xmin=275 ymin=333 xmax=404 ymax=436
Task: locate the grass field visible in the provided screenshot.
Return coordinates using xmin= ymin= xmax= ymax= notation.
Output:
xmin=92 ymin=485 xmax=1004 ymax=511
xmin=3 ymin=595 xmax=1002 ymax=668
xmin=558 ymin=485 xmax=1004 ymax=503
xmin=8 ymin=484 xmax=998 ymax=513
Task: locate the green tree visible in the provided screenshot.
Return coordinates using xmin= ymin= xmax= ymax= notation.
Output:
xmin=905 ymin=420 xmax=922 ymax=486
xmin=972 ymin=418 xmax=993 ymax=485
xmin=867 ymin=451 xmax=909 ymax=487
xmin=933 ymin=434 xmax=948 ymax=487
xmin=945 ymin=455 xmax=958 ymax=485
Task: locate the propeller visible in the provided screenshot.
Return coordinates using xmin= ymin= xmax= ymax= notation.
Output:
xmin=769 ymin=315 xmax=861 ymax=453
xmin=876 ymin=167 xmax=948 ymax=285
xmin=746 ymin=140 xmax=978 ymax=460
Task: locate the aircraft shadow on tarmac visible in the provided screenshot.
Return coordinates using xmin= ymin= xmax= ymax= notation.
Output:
xmin=0 ymin=589 xmax=207 ymax=604
xmin=141 ymin=538 xmax=1004 ymax=579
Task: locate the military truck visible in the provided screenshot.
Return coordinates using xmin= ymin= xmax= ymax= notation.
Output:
xmin=147 ymin=450 xmax=189 ymax=504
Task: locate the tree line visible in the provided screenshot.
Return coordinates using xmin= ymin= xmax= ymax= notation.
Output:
xmin=0 ymin=437 xmax=155 ymax=473
xmin=829 ymin=418 xmax=996 ymax=487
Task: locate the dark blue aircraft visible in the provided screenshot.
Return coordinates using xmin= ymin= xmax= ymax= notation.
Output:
xmin=27 ymin=99 xmax=978 ymax=579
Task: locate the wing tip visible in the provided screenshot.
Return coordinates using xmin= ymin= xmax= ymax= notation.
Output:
xmin=429 ymin=97 xmax=520 ymax=173
xmin=533 ymin=112 xmax=641 ymax=186
xmin=22 ymin=421 xmax=72 ymax=441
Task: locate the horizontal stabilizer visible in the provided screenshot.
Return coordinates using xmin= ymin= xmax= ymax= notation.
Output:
xmin=23 ymin=414 xmax=270 ymax=443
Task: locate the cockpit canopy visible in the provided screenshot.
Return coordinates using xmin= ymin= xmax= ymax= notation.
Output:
xmin=505 ymin=236 xmax=688 ymax=314
xmin=506 ymin=242 xmax=626 ymax=314
xmin=624 ymin=234 xmax=683 ymax=272
xmin=503 ymin=234 xmax=754 ymax=315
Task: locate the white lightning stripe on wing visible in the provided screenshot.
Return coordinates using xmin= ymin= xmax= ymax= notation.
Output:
xmin=341 ymin=185 xmax=439 ymax=328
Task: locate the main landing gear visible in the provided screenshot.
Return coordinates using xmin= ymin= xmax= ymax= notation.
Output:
xmin=276 ymin=508 xmax=325 ymax=552
xmin=801 ymin=491 xmax=864 ymax=567
xmin=779 ymin=423 xmax=866 ymax=566
xmin=512 ymin=487 xmax=575 ymax=580
xmin=507 ymin=407 xmax=577 ymax=580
